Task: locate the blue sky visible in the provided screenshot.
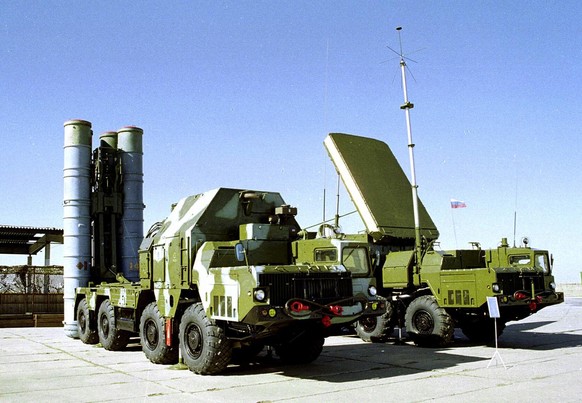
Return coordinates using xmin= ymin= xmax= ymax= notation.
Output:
xmin=1 ymin=1 xmax=581 ymax=282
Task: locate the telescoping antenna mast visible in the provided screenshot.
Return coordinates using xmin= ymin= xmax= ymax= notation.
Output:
xmin=395 ymin=26 xmax=422 ymax=266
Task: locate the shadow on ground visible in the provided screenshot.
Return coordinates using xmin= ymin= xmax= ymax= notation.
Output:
xmin=86 ymin=300 xmax=582 ymax=379
xmin=220 ymin=303 xmax=582 ymax=378
xmin=219 ymin=339 xmax=486 ymax=381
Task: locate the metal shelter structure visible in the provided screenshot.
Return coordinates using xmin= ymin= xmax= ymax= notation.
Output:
xmin=0 ymin=226 xmax=64 ymax=326
xmin=0 ymin=225 xmax=64 ymax=294
xmin=0 ymin=225 xmax=63 ymax=257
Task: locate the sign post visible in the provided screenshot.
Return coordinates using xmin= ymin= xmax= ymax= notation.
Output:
xmin=486 ymin=296 xmax=507 ymax=369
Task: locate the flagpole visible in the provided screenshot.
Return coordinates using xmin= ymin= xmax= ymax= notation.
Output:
xmin=450 ymin=204 xmax=458 ymax=248
xmin=450 ymin=199 xmax=466 ymax=248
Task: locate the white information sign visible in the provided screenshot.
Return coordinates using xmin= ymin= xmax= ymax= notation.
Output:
xmin=486 ymin=296 xmax=500 ymax=319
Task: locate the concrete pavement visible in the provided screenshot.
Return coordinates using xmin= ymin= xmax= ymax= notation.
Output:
xmin=1 ymin=298 xmax=581 ymax=402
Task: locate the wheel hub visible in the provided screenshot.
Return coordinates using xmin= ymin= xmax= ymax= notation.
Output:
xmin=100 ymin=315 xmax=110 ymax=337
xmin=79 ymin=311 xmax=87 ymax=332
xmin=360 ymin=316 xmax=378 ymax=332
xmin=185 ymin=324 xmax=203 ymax=359
xmin=145 ymin=320 xmax=159 ymax=348
xmin=413 ymin=310 xmax=434 ymax=334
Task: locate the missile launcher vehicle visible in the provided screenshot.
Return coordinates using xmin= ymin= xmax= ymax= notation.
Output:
xmin=64 ymin=121 xmax=384 ymax=375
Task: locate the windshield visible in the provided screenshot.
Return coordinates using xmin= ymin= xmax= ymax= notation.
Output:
xmin=535 ymin=253 xmax=550 ymax=274
xmin=342 ymin=246 xmax=370 ymax=275
xmin=314 ymin=248 xmax=337 ymax=263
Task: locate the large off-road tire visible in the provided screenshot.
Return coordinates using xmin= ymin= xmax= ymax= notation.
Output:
xmin=275 ymin=329 xmax=325 ymax=365
xmin=405 ymin=295 xmax=454 ymax=347
xmin=140 ymin=302 xmax=179 ymax=364
xmin=355 ymin=302 xmax=394 ymax=343
xmin=77 ymin=298 xmax=98 ymax=345
xmin=97 ymin=299 xmax=130 ymax=351
xmin=179 ymin=303 xmax=232 ymax=375
xmin=461 ymin=319 xmax=506 ymax=344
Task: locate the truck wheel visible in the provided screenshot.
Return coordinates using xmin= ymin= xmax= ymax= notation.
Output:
xmin=461 ymin=319 xmax=506 ymax=344
xmin=97 ymin=299 xmax=130 ymax=351
xmin=355 ymin=302 xmax=394 ymax=343
xmin=140 ymin=302 xmax=178 ymax=364
xmin=77 ymin=298 xmax=98 ymax=344
xmin=405 ymin=295 xmax=454 ymax=347
xmin=179 ymin=303 xmax=232 ymax=375
xmin=275 ymin=329 xmax=325 ymax=364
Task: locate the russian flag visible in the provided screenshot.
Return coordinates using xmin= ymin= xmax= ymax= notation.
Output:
xmin=450 ymin=199 xmax=467 ymax=209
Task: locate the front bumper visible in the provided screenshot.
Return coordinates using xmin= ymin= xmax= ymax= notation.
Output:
xmin=242 ymin=296 xmax=386 ymax=327
xmin=496 ymin=291 xmax=564 ymax=321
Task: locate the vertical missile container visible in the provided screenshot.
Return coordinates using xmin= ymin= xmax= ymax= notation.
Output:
xmin=63 ymin=119 xmax=93 ymax=338
xmin=117 ymin=126 xmax=144 ymax=282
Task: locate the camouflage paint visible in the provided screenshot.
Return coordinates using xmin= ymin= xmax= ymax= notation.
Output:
xmin=76 ymin=187 xmax=384 ymax=339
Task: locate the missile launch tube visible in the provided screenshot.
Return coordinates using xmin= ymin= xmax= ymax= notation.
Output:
xmin=63 ymin=119 xmax=93 ymax=338
xmin=99 ymin=131 xmax=118 ymax=149
xmin=117 ymin=126 xmax=144 ymax=282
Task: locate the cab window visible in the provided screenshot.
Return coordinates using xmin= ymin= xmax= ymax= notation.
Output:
xmin=342 ymin=246 xmax=369 ymax=275
xmin=509 ymin=255 xmax=531 ymax=265
xmin=535 ymin=253 xmax=550 ymax=274
xmin=314 ymin=248 xmax=337 ymax=262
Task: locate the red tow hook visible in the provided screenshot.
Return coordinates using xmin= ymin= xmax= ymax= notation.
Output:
xmin=328 ymin=305 xmax=343 ymax=315
xmin=529 ymin=295 xmax=543 ymax=312
xmin=290 ymin=301 xmax=310 ymax=313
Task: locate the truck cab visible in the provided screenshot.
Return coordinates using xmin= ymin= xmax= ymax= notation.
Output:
xmin=484 ymin=238 xmax=562 ymax=318
xmin=293 ymin=231 xmax=380 ymax=300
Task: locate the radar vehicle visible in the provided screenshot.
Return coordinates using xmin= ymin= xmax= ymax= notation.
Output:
xmin=324 ymin=132 xmax=564 ymax=346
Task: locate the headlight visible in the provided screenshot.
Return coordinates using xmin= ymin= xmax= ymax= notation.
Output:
xmin=549 ymin=282 xmax=556 ymax=290
xmin=368 ymin=285 xmax=377 ymax=297
xmin=492 ymin=283 xmax=501 ymax=293
xmin=254 ymin=289 xmax=266 ymax=301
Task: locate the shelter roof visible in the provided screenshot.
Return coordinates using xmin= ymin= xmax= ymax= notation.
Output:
xmin=0 ymin=225 xmax=63 ymax=255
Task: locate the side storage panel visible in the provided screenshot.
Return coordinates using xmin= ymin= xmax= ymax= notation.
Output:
xmin=382 ymin=250 xmax=414 ymax=288
xmin=139 ymin=237 xmax=155 ymax=289
xmin=153 ymin=245 xmax=166 ymax=283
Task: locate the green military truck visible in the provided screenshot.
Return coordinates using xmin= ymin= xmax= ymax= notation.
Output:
xmin=324 ymin=132 xmax=564 ymax=346
xmin=75 ymin=183 xmax=384 ymax=374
